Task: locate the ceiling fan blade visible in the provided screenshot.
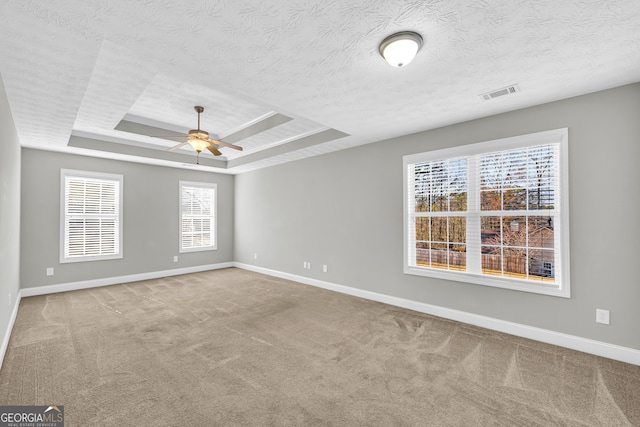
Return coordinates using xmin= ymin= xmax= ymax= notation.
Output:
xmin=167 ymin=141 xmax=189 ymax=152
xmin=209 ymin=138 xmax=243 ymax=151
xmin=150 ymin=135 xmax=188 ymax=139
xmin=206 ymin=144 xmax=222 ymax=156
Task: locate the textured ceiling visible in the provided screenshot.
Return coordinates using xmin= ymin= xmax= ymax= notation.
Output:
xmin=1 ymin=0 xmax=640 ymax=173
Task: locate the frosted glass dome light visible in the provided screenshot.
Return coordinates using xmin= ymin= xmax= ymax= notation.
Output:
xmin=379 ymin=31 xmax=423 ymax=68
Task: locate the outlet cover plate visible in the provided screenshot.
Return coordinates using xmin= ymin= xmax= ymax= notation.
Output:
xmin=596 ymin=309 xmax=610 ymax=325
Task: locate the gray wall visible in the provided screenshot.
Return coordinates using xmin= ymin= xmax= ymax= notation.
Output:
xmin=21 ymin=149 xmax=234 ymax=288
xmin=235 ymin=83 xmax=640 ymax=350
xmin=0 ymin=75 xmax=21 ymax=351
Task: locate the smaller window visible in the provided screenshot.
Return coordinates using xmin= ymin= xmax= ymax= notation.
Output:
xmin=180 ymin=181 xmax=217 ymax=253
xmin=60 ymin=169 xmax=123 ymax=263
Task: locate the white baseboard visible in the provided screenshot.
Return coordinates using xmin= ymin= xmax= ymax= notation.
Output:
xmin=20 ymin=262 xmax=234 ymax=297
xmin=0 ymin=292 xmax=21 ymax=371
xmin=234 ymin=262 xmax=640 ymax=366
xmin=7 ymin=262 xmax=639 ymax=367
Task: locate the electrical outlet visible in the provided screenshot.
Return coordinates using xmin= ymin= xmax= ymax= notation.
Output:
xmin=323 ymin=264 xmax=328 ymax=273
xmin=254 ymin=253 xmax=258 ymax=260
xmin=596 ymin=309 xmax=610 ymax=325
xmin=46 ymin=267 xmax=54 ymax=276
xmin=173 ymin=256 xmax=178 ymax=262
xmin=308 ymin=262 xmax=311 ymax=269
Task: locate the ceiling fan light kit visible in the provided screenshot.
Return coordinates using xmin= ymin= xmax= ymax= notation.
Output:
xmin=187 ymin=138 xmax=210 ymax=153
xmin=379 ymin=31 xmax=423 ymax=68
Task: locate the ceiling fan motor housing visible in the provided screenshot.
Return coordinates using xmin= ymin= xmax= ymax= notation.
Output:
xmin=189 ymin=129 xmax=209 ymax=139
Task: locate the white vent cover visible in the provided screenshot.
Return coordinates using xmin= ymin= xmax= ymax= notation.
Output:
xmin=480 ymin=84 xmax=520 ymax=101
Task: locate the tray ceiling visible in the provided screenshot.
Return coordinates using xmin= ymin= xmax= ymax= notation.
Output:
xmin=1 ymin=0 xmax=639 ymax=173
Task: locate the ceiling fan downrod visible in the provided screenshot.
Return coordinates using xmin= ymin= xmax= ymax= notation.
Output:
xmin=195 ymin=106 xmax=204 ymax=130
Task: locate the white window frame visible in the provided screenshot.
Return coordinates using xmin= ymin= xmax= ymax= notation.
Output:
xmin=179 ymin=181 xmax=217 ymax=253
xmin=403 ymin=128 xmax=570 ymax=297
xmin=60 ymin=169 xmax=124 ymax=263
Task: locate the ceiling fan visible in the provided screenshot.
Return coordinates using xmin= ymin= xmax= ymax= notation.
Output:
xmin=156 ymin=106 xmax=243 ymax=164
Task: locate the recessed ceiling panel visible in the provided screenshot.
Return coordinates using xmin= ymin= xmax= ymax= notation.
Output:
xmin=222 ymin=113 xmax=293 ymax=144
xmin=68 ymin=135 xmax=225 ymax=169
xmin=73 ymin=40 xmax=158 ymax=133
xmin=127 ymin=73 xmax=274 ymax=137
xmin=223 ymin=118 xmax=329 ymax=160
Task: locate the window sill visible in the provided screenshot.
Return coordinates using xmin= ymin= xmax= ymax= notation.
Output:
xmin=404 ymin=265 xmax=570 ymax=298
xmin=179 ymin=246 xmax=218 ymax=254
xmin=60 ymin=254 xmax=123 ymax=264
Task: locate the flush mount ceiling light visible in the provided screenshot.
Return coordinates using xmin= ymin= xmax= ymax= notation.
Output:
xmin=379 ymin=31 xmax=423 ymax=68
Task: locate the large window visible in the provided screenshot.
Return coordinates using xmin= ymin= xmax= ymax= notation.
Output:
xmin=180 ymin=181 xmax=217 ymax=253
xmin=404 ymin=129 xmax=570 ymax=297
xmin=60 ymin=169 xmax=123 ymax=263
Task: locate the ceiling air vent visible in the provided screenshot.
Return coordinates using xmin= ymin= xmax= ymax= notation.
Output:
xmin=480 ymin=84 xmax=520 ymax=101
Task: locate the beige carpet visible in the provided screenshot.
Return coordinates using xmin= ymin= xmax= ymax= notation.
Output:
xmin=1 ymin=268 xmax=638 ymax=426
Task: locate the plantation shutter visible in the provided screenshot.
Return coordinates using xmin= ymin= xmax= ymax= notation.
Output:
xmin=63 ymin=172 xmax=122 ymax=261
xmin=180 ymin=182 xmax=216 ymax=252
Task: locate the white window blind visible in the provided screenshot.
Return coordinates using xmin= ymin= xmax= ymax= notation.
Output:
xmin=61 ymin=170 xmax=123 ymax=263
xmin=180 ymin=181 xmax=217 ymax=252
xmin=404 ymin=129 xmax=570 ymax=297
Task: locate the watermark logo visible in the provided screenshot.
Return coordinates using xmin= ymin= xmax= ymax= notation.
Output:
xmin=0 ymin=405 xmax=64 ymax=427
